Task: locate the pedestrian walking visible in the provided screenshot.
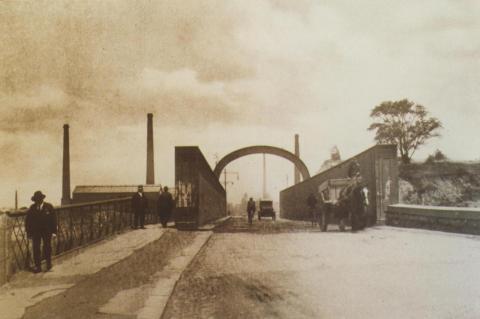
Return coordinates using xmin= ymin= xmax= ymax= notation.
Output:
xmin=25 ymin=191 xmax=57 ymax=273
xmin=307 ymin=193 xmax=318 ymax=226
xmin=157 ymin=186 xmax=175 ymax=228
xmin=132 ymin=185 xmax=148 ymax=229
xmin=247 ymin=198 xmax=256 ymax=225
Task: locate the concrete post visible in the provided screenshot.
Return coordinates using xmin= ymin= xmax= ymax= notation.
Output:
xmin=146 ymin=113 xmax=155 ymax=184
xmin=294 ymin=134 xmax=300 ymax=184
xmin=61 ymin=124 xmax=71 ymax=205
xmin=0 ymin=214 xmax=9 ymax=285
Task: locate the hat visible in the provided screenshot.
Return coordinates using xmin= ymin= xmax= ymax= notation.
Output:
xmin=31 ymin=191 xmax=46 ymax=202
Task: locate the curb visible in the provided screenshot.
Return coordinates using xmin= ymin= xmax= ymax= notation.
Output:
xmin=134 ymin=231 xmax=214 ymax=319
xmin=197 ymin=215 xmax=232 ymax=231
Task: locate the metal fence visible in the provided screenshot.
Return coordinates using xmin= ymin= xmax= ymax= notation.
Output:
xmin=3 ymin=197 xmax=158 ymax=277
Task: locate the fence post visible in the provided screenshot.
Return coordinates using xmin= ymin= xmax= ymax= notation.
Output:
xmin=0 ymin=213 xmax=11 ymax=285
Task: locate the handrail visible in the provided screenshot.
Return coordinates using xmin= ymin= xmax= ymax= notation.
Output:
xmin=2 ymin=196 xmax=158 ymax=280
xmin=5 ymin=197 xmax=133 ymax=217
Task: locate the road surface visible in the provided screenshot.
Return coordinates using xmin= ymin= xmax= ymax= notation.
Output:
xmin=163 ymin=216 xmax=480 ymax=319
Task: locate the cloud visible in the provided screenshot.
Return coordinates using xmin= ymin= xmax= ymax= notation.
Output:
xmin=1 ymin=0 xmax=480 ymax=207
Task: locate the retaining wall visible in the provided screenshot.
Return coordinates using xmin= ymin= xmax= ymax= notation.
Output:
xmin=280 ymin=144 xmax=398 ymax=224
xmin=386 ymin=204 xmax=480 ymax=235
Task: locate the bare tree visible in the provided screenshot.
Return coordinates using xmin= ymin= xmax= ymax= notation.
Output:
xmin=368 ymin=99 xmax=442 ymax=164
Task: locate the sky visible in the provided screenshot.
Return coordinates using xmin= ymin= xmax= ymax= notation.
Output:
xmin=1 ymin=0 xmax=479 ymax=208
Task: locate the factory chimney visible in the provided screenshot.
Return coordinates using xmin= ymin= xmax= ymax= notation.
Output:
xmin=146 ymin=113 xmax=155 ymax=184
xmin=61 ymin=124 xmax=71 ymax=205
xmin=294 ymin=134 xmax=300 ymax=184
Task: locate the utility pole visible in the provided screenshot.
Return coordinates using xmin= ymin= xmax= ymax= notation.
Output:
xmin=223 ymin=169 xmax=239 ymax=192
xmin=15 ymin=190 xmax=18 ymax=210
xmin=263 ymin=153 xmax=267 ymax=199
xmin=223 ymin=169 xmax=239 ymax=215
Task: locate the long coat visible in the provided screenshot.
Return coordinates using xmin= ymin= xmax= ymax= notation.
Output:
xmin=25 ymin=202 xmax=58 ymax=237
xmin=157 ymin=192 xmax=175 ymax=214
xmin=132 ymin=193 xmax=148 ymax=214
xmin=247 ymin=200 xmax=256 ymax=213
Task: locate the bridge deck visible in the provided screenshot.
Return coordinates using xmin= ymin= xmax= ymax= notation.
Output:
xmin=0 ymin=224 xmax=212 ymax=319
xmin=2 ymin=217 xmax=480 ymax=318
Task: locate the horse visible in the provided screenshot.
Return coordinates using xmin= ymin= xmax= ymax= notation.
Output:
xmin=320 ymin=180 xmax=369 ymax=232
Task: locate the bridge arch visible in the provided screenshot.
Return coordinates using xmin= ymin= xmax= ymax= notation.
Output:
xmin=213 ymin=145 xmax=310 ymax=181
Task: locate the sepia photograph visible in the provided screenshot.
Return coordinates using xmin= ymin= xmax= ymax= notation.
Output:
xmin=1 ymin=1 xmax=480 ymax=318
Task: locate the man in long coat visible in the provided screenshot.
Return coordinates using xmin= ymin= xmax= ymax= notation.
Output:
xmin=247 ymin=198 xmax=256 ymax=225
xmin=350 ymin=177 xmax=368 ymax=231
xmin=25 ymin=191 xmax=57 ymax=273
xmin=132 ymin=185 xmax=148 ymax=229
xmin=157 ymin=186 xmax=175 ymax=227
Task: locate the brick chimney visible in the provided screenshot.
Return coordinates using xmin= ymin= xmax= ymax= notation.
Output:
xmin=294 ymin=134 xmax=300 ymax=184
xmin=61 ymin=124 xmax=71 ymax=205
xmin=146 ymin=113 xmax=155 ymax=184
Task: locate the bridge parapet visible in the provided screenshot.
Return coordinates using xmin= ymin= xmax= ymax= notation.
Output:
xmin=280 ymin=144 xmax=398 ymax=224
xmin=0 ymin=197 xmax=158 ymax=284
xmin=175 ymin=147 xmax=226 ymax=230
xmin=386 ymin=204 xmax=480 ymax=235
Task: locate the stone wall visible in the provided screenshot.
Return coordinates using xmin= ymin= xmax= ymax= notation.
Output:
xmin=175 ymin=147 xmax=226 ymax=230
xmin=280 ymin=144 xmax=398 ymax=224
xmin=386 ymin=204 xmax=480 ymax=235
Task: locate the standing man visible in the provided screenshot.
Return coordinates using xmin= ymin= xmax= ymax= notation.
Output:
xmin=25 ymin=191 xmax=57 ymax=273
xmin=348 ymin=159 xmax=361 ymax=178
xmin=247 ymin=198 xmax=256 ymax=225
xmin=132 ymin=185 xmax=148 ymax=229
xmin=350 ymin=176 xmax=367 ymax=232
xmin=307 ymin=192 xmax=318 ymax=226
xmin=157 ymin=186 xmax=175 ymax=228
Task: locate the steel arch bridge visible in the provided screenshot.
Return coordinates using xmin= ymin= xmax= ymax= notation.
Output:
xmin=213 ymin=145 xmax=310 ymax=181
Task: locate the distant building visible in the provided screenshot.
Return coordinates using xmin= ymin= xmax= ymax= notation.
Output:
xmin=317 ymin=146 xmax=342 ymax=173
xmin=72 ymin=185 xmax=172 ymax=206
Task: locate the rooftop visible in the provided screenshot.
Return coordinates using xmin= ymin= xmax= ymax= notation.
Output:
xmin=73 ymin=185 xmax=167 ymax=194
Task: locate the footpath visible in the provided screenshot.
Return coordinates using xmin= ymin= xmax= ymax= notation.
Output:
xmin=0 ymin=224 xmax=213 ymax=319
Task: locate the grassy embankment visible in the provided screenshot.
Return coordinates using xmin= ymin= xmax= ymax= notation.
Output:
xmin=399 ymin=161 xmax=480 ymax=207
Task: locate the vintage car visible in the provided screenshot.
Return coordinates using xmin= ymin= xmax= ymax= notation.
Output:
xmin=258 ymin=200 xmax=276 ymax=221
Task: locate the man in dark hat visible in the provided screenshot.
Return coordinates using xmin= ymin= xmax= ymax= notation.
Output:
xmin=348 ymin=159 xmax=361 ymax=179
xmin=25 ymin=191 xmax=57 ymax=273
xmin=157 ymin=186 xmax=175 ymax=228
xmin=132 ymin=185 xmax=148 ymax=229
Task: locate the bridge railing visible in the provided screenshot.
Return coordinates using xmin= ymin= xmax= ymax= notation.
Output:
xmin=1 ymin=197 xmax=158 ymax=283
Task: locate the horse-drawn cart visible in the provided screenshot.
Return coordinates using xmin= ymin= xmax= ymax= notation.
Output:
xmin=318 ymin=177 xmax=369 ymax=232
